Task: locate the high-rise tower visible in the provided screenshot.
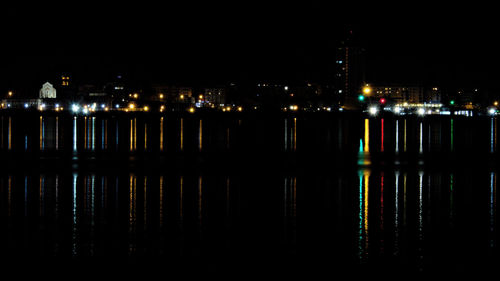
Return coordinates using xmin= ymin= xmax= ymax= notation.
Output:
xmin=334 ymin=27 xmax=366 ymax=109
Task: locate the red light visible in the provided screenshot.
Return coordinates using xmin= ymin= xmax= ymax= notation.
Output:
xmin=380 ymin=98 xmax=386 ymax=104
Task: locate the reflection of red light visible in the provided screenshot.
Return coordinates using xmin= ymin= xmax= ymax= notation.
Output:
xmin=380 ymin=98 xmax=386 ymax=104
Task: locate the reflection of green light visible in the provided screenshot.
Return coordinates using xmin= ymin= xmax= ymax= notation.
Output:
xmin=358 ymin=95 xmax=365 ymax=101
xmin=450 ymin=173 xmax=454 ymax=221
xmin=450 ymin=100 xmax=455 ymax=105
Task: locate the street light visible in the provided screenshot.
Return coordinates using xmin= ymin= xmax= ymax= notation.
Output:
xmin=368 ymin=106 xmax=378 ymax=116
xmin=417 ymin=108 xmax=426 ymax=116
xmin=362 ymin=85 xmax=372 ymax=95
xmin=489 ymin=107 xmax=497 ymax=116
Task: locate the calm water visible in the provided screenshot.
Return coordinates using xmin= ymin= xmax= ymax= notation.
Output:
xmin=0 ymin=112 xmax=499 ymax=276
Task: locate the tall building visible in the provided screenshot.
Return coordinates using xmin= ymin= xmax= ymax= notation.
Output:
xmin=334 ymin=28 xmax=365 ymax=109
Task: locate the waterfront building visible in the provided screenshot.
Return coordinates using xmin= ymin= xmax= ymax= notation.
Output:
xmin=39 ymin=82 xmax=57 ymax=99
xmin=372 ymin=85 xmax=424 ymax=104
xmin=203 ymin=88 xmax=226 ymax=107
xmin=334 ymin=29 xmax=366 ymax=109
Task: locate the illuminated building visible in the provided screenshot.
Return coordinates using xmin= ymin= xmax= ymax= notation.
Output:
xmin=334 ymin=28 xmax=366 ymax=108
xmin=61 ymin=75 xmax=70 ymax=87
xmin=426 ymin=87 xmax=442 ymax=103
xmin=39 ymin=82 xmax=57 ymax=99
xmin=371 ymin=85 xmax=424 ymax=104
xmin=203 ymin=88 xmax=226 ymax=107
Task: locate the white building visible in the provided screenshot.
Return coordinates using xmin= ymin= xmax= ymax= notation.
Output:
xmin=39 ymin=82 xmax=57 ymax=99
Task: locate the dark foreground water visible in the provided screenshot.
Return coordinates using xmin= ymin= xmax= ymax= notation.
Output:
xmin=0 ymin=111 xmax=499 ymax=278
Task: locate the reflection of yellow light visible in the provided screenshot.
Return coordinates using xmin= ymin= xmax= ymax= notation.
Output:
xmin=188 ymin=107 xmax=195 ymax=113
xmin=160 ymin=105 xmax=165 ymax=112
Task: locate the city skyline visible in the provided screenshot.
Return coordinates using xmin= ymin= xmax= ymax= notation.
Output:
xmin=2 ymin=5 xmax=499 ymax=96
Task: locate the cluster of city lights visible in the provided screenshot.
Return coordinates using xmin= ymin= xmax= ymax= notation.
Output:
xmin=366 ymin=102 xmax=445 ymax=116
xmin=71 ymin=103 xmax=110 ymax=114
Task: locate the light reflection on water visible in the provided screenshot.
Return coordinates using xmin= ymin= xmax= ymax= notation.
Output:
xmin=0 ymin=114 xmax=497 ymax=162
xmin=1 ymin=114 xmax=500 ymax=274
xmin=0 ymin=169 xmax=497 ymax=273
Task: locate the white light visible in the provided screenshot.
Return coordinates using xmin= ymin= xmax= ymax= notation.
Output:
xmin=55 ymin=103 xmax=60 ymax=108
xmin=24 ymin=103 xmax=29 ymax=108
xmin=489 ymin=108 xmax=497 ymax=115
xmin=394 ymin=107 xmax=401 ymax=114
xmin=72 ymin=104 xmax=80 ymax=112
xmin=368 ymin=106 xmax=378 ymax=116
xmin=101 ymin=104 xmax=106 ymax=108
xmin=417 ymin=108 xmax=426 ymax=116
xmin=115 ymin=104 xmax=120 ymax=109
xmin=284 ymin=86 xmax=289 ymax=91
xmin=82 ymin=108 xmax=89 ymax=114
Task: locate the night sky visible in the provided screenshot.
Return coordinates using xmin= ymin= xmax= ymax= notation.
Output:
xmin=2 ymin=3 xmax=499 ymax=94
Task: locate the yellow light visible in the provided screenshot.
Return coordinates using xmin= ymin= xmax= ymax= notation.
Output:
xmin=199 ymin=94 xmax=204 ymax=100
xmin=133 ymin=93 xmax=139 ymax=99
xmin=8 ymin=91 xmax=13 ymax=97
xmin=495 ymin=101 xmax=499 ymax=106
xmin=180 ymin=94 xmax=184 ymax=100
xmin=363 ymin=85 xmax=372 ymax=95
xmin=188 ymin=107 xmax=195 ymax=113
xmin=237 ymin=106 xmax=243 ymax=112
xmin=143 ymin=106 xmax=149 ymax=112
xmin=226 ymin=106 xmax=231 ymax=112
xmin=129 ymin=103 xmax=135 ymax=109
xmin=159 ymin=93 xmax=164 ymax=99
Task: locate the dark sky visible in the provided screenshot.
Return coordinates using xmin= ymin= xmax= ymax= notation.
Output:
xmin=2 ymin=2 xmax=499 ymax=93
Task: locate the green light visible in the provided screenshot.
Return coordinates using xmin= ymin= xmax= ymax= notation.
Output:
xmin=450 ymin=100 xmax=455 ymax=105
xmin=358 ymin=95 xmax=365 ymax=102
